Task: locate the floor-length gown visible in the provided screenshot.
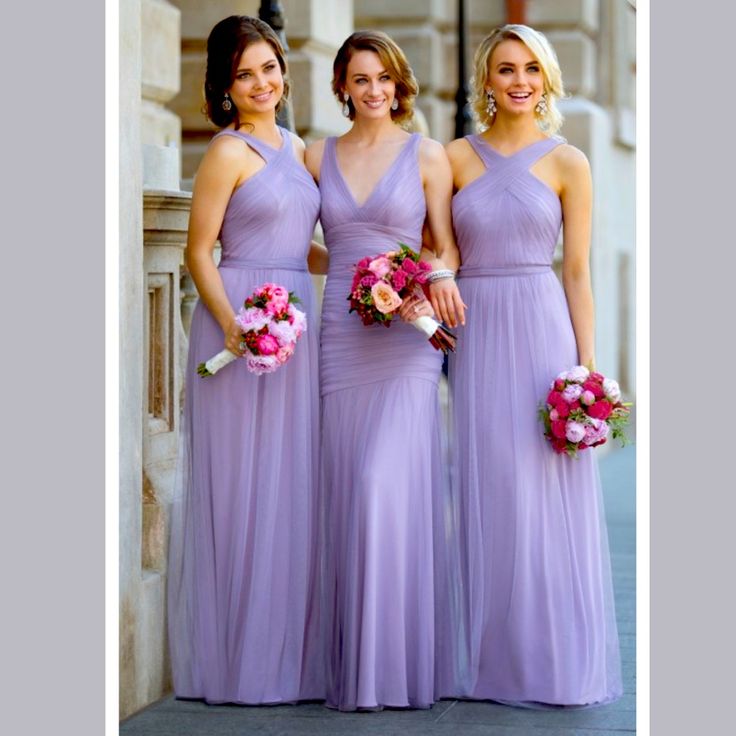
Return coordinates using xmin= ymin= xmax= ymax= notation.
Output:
xmin=448 ymin=134 xmax=622 ymax=706
xmin=318 ymin=133 xmax=449 ymax=711
xmin=167 ymin=126 xmax=324 ymax=704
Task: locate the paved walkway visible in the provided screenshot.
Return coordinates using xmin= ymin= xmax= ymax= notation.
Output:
xmin=121 ymin=444 xmax=636 ymax=736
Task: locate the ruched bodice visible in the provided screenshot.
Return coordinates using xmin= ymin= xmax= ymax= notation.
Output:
xmin=318 ymin=133 xmax=442 ymax=395
xmin=452 ymin=135 xmax=564 ymax=275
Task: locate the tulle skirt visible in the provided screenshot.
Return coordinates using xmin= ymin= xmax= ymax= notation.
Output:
xmin=447 ymin=270 xmax=622 ymax=706
xmin=167 ymin=266 xmax=324 ymax=704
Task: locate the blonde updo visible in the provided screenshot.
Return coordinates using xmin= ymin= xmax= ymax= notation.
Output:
xmin=469 ymin=24 xmax=565 ymax=134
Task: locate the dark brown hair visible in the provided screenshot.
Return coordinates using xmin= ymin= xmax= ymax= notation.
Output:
xmin=332 ymin=30 xmax=418 ymax=127
xmin=204 ymin=16 xmax=289 ymax=129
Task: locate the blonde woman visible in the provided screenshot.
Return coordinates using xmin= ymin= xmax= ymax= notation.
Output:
xmin=445 ymin=25 xmax=622 ymax=706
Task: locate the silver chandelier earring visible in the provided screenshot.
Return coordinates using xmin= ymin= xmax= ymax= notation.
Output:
xmin=486 ymin=89 xmax=496 ymax=117
xmin=391 ymin=97 xmax=399 ymax=111
xmin=222 ymin=93 xmax=232 ymax=112
xmin=536 ymin=93 xmax=548 ymax=116
xmin=342 ymin=93 xmax=351 ymax=117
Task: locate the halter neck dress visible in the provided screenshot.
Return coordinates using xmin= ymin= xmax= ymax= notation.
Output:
xmin=167 ymin=126 xmax=325 ymax=704
xmin=447 ymin=134 xmax=622 ymax=706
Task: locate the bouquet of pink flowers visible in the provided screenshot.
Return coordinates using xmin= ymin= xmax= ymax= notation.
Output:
xmin=348 ymin=243 xmax=457 ymax=353
xmin=197 ymin=283 xmax=307 ymax=377
xmin=538 ymin=365 xmax=632 ymax=457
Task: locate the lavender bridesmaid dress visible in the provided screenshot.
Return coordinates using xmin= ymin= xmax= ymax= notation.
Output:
xmin=167 ymin=127 xmax=324 ymax=704
xmin=318 ymin=133 xmax=449 ymax=711
xmin=448 ymin=135 xmax=622 ymax=706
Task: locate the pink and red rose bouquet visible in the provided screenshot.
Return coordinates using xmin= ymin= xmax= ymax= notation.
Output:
xmin=197 ymin=282 xmax=307 ymax=377
xmin=348 ymin=243 xmax=457 ymax=353
xmin=538 ymin=365 xmax=632 ymax=457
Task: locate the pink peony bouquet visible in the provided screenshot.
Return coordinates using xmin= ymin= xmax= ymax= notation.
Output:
xmin=197 ymin=283 xmax=307 ymax=377
xmin=538 ymin=365 xmax=632 ymax=457
xmin=348 ymin=243 xmax=457 ymax=353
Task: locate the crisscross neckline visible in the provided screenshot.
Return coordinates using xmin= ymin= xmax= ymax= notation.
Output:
xmin=473 ymin=134 xmax=555 ymax=160
xmin=332 ymin=133 xmax=418 ymax=210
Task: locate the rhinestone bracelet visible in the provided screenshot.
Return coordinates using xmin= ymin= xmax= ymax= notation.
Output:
xmin=426 ymin=268 xmax=456 ymax=283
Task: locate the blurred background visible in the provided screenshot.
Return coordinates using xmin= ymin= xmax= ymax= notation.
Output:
xmin=120 ymin=0 xmax=636 ymax=720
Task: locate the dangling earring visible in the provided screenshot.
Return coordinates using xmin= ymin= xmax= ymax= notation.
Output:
xmin=536 ymin=93 xmax=548 ymax=116
xmin=391 ymin=97 xmax=399 ymax=111
xmin=342 ymin=93 xmax=350 ymax=117
xmin=486 ymin=89 xmax=496 ymax=117
xmin=222 ymin=93 xmax=232 ymax=112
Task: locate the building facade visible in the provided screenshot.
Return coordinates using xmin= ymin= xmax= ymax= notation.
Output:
xmin=120 ymin=0 xmax=636 ymax=719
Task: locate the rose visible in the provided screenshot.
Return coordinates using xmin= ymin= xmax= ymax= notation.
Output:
xmin=555 ymin=401 xmax=571 ymax=419
xmin=371 ymin=282 xmax=402 ymax=314
xmin=263 ymin=285 xmax=290 ymax=315
xmin=255 ymin=334 xmax=280 ymax=355
xmin=554 ymin=378 xmax=566 ymax=391
xmin=590 ymin=371 xmax=605 ymax=383
xmin=551 ymin=420 xmax=567 ymax=439
xmin=580 ymin=390 xmax=596 ymax=406
xmin=562 ymin=384 xmax=583 ymax=403
xmin=246 ymin=354 xmax=279 ymax=375
xmin=235 ymin=306 xmax=270 ymax=333
xmin=368 ymin=256 xmax=392 ymax=278
xmin=276 ymin=343 xmax=295 ymax=365
xmin=356 ymin=256 xmax=371 ymax=269
xmin=567 ymin=365 xmax=590 ymax=383
xmin=586 ymin=399 xmax=613 ymax=420
xmin=582 ymin=380 xmax=605 ymax=398
xmin=565 ymin=421 xmax=586 ymax=444
xmin=603 ymin=378 xmax=622 ymax=403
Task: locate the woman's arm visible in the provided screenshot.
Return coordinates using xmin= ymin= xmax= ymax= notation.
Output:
xmin=558 ymin=145 xmax=596 ymax=369
xmin=307 ymin=240 xmax=329 ymax=275
xmin=419 ymin=138 xmax=466 ymax=328
xmin=185 ymin=135 xmax=261 ymax=356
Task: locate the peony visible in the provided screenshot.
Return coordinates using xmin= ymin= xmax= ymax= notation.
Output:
xmin=268 ymin=318 xmax=297 ymax=345
xmin=549 ymin=408 xmax=559 ymax=422
xmin=580 ymin=390 xmax=596 ymax=406
xmin=264 ymin=286 xmax=290 ymax=316
xmin=360 ymin=273 xmax=379 ymax=288
xmin=555 ymin=401 xmax=571 ymax=419
xmin=246 ymin=354 xmax=279 ymax=375
xmin=371 ymin=281 xmax=402 ymax=314
xmin=586 ymin=399 xmax=613 ymax=420
xmin=368 ymin=256 xmax=392 ymax=278
xmin=551 ymin=436 xmax=568 ymax=454
xmin=603 ymin=377 xmax=622 ymax=403
xmin=583 ymin=379 xmax=605 ymax=398
xmin=567 ymin=365 xmax=590 ymax=383
xmin=235 ymin=306 xmax=270 ymax=333
xmin=562 ymin=383 xmax=583 ymax=403
xmin=551 ymin=420 xmax=567 ymax=439
xmin=288 ymin=307 xmax=307 ymax=337
xmin=392 ymin=269 xmax=407 ymax=291
xmin=556 ymin=370 xmax=569 ymax=382
xmin=583 ymin=417 xmax=610 ymax=445
xmin=565 ymin=421 xmax=586 ymax=443
xmin=401 ymin=257 xmax=418 ymax=274
xmin=255 ymin=333 xmax=280 ymax=355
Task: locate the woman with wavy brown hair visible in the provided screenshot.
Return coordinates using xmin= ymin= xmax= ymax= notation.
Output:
xmin=305 ymin=30 xmax=464 ymax=711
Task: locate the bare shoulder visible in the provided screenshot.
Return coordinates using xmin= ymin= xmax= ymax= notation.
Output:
xmin=418 ymin=136 xmax=448 ymax=164
xmin=445 ymin=137 xmax=474 ymax=165
xmin=288 ymin=130 xmax=306 ymax=154
xmin=198 ymin=133 xmax=255 ymax=180
xmin=552 ymin=143 xmax=590 ymax=175
xmin=304 ymin=138 xmax=328 ymax=179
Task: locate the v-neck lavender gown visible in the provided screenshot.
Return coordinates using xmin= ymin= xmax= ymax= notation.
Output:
xmin=317 ymin=133 xmax=448 ymax=711
xmin=448 ymin=135 xmax=622 ymax=706
xmin=167 ymin=127 xmax=324 ymax=704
